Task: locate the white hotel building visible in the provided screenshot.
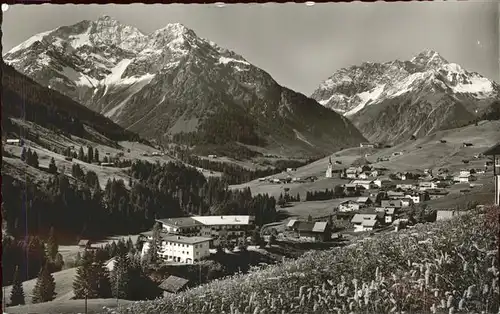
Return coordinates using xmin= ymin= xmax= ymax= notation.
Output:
xmin=141 ymin=235 xmax=211 ymax=264
xmin=155 ymin=215 xmax=255 ymax=246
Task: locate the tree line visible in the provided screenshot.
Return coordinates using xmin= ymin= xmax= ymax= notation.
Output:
xmin=2 ymin=160 xmax=278 ymax=244
xmin=181 ymin=155 xmax=319 ymax=185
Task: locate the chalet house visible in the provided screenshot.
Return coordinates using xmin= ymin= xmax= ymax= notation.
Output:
xmin=351 ymin=213 xmax=382 ymax=232
xmin=371 ymin=179 xmax=382 ymax=188
xmin=396 ymin=180 xmax=417 ymax=190
xmin=345 ymin=167 xmax=362 ymax=179
xmin=78 ymin=239 xmax=92 ymax=249
xmin=393 ymin=172 xmax=407 ymax=180
xmin=358 ymin=172 xmax=369 ymax=180
xmin=351 ymin=180 xmax=377 ymax=190
xmin=286 ymin=168 xmax=297 ymax=172
xmin=419 ymin=181 xmax=437 ymax=191
xmin=208 ymin=155 xmax=218 ymax=158
xmin=287 ymin=220 xmax=331 ymax=242
xmin=5 ymin=139 xmax=22 ymax=146
xmin=370 ymin=170 xmax=379 ymax=177
xmin=159 ymin=276 xmax=190 ymax=296
xmin=401 ymin=198 xmax=413 ymax=208
xmin=387 ymin=191 xmax=405 ymax=199
xmin=356 ymin=196 xmax=373 ymax=207
xmin=156 ymin=215 xmax=254 ymax=246
xmin=392 ymin=152 xmax=403 ymax=157
xmin=454 ymin=173 xmax=477 ymax=183
xmin=427 ymin=189 xmax=449 ymax=200
xmin=381 ymin=199 xmax=403 ymax=209
xmin=463 ymin=143 xmax=474 ymax=147
xmin=375 ymin=207 xmax=396 ymax=224
xmin=338 ymin=200 xmax=360 ymax=212
xmin=460 ymin=170 xmax=471 ymax=176
xmin=405 ymin=193 xmax=422 ymax=204
xmin=360 ymin=142 xmax=375 ymax=148
xmin=343 ymin=184 xmax=361 ymax=194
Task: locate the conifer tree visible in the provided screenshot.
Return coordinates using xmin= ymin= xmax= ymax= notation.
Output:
xmin=94 ymin=148 xmax=99 ymax=162
xmin=94 ymin=261 xmax=112 ymax=298
xmin=10 ymin=266 xmax=25 ymax=306
xmin=32 ymin=151 xmax=39 ymax=168
xmin=46 ymin=227 xmax=59 ymax=261
xmin=110 ymin=252 xmax=131 ymax=299
xmin=78 ymin=146 xmax=85 ymax=161
xmin=73 ymin=249 xmax=98 ymax=299
xmin=20 ymin=147 xmax=27 ymax=161
xmin=87 ymin=146 xmax=94 ymax=163
xmin=32 ymin=263 xmax=56 ymax=303
xmin=48 ymin=157 xmax=58 ymax=174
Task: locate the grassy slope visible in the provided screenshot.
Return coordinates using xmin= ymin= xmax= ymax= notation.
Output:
xmin=231 ymin=120 xmax=500 ymax=198
xmin=6 ymin=299 xmax=133 ymax=314
xmin=116 ymin=206 xmax=499 ymax=314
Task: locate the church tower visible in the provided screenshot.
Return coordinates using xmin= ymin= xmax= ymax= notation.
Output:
xmin=325 ymin=157 xmax=333 ymax=178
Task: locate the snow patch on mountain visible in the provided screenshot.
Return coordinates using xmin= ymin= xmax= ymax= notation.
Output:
xmin=69 ymin=25 xmax=91 ymax=49
xmin=218 ymin=56 xmax=250 ymax=66
xmin=345 ymin=84 xmax=385 ymax=116
xmin=102 ymin=59 xmax=132 ymax=85
xmin=60 ymin=66 xmax=98 ymax=87
xmin=454 ymin=77 xmax=493 ymax=95
xmin=293 ymin=129 xmax=314 ymax=147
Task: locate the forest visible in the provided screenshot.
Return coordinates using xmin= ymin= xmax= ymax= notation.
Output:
xmin=2 ymin=160 xmax=277 ymax=243
xmin=181 ymin=155 xmax=316 ymax=185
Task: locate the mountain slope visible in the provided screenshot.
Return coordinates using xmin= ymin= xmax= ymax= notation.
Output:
xmin=4 ymin=16 xmax=366 ymax=158
xmin=1 ymin=60 xmax=140 ymax=145
xmin=311 ymin=50 xmax=500 ymax=144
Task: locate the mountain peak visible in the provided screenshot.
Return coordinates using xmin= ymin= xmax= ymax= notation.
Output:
xmin=96 ymin=15 xmax=119 ymax=24
xmin=411 ymin=49 xmax=448 ymax=69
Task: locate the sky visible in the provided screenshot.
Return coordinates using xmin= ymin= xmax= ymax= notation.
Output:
xmin=2 ymin=2 xmax=499 ymax=95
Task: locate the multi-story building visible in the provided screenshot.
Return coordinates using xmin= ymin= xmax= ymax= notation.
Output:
xmin=156 ymin=215 xmax=255 ymax=246
xmin=141 ymin=235 xmax=211 ymax=264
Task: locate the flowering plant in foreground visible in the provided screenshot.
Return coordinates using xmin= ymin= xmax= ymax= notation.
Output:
xmin=111 ymin=206 xmax=499 ymax=314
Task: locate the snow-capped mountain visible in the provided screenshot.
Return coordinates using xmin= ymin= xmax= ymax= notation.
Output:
xmin=311 ymin=50 xmax=500 ymax=144
xmin=4 ymin=15 xmax=366 ymax=157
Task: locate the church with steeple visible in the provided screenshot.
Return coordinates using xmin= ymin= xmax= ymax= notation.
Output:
xmin=325 ymin=157 xmax=333 ymax=178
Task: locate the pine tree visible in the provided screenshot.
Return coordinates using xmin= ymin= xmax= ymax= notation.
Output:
xmin=296 ymin=192 xmax=300 ymax=202
xmin=54 ymin=253 xmax=65 ymax=271
xmin=48 ymin=158 xmax=58 ymax=174
xmin=307 ymin=214 xmax=313 ymax=222
xmin=87 ymin=146 xmax=94 ymax=163
xmin=20 ymin=147 xmax=27 ymax=161
xmin=110 ymin=252 xmax=131 ymax=299
xmin=73 ymin=249 xmax=99 ymax=299
xmin=32 ymin=263 xmax=56 ymax=303
xmin=10 ymin=266 xmax=25 ymax=306
xmin=46 ymin=227 xmax=59 ymax=261
xmin=32 ymin=151 xmax=39 ymax=168
xmin=94 ymin=261 xmax=112 ymax=298
xmin=78 ymin=147 xmax=85 ymax=161
xmin=94 ymin=148 xmax=100 ymax=162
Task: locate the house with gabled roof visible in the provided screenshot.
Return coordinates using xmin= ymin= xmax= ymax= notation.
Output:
xmin=287 ymin=220 xmax=331 ymax=242
xmin=351 ymin=213 xmax=382 ymax=232
xmin=381 ymin=199 xmax=403 ymax=209
xmin=338 ymin=200 xmax=360 ymax=212
xmin=355 ymin=196 xmax=373 ymax=207
xmin=375 ymin=207 xmax=396 ymax=224
xmin=159 ymin=275 xmax=190 ymax=296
